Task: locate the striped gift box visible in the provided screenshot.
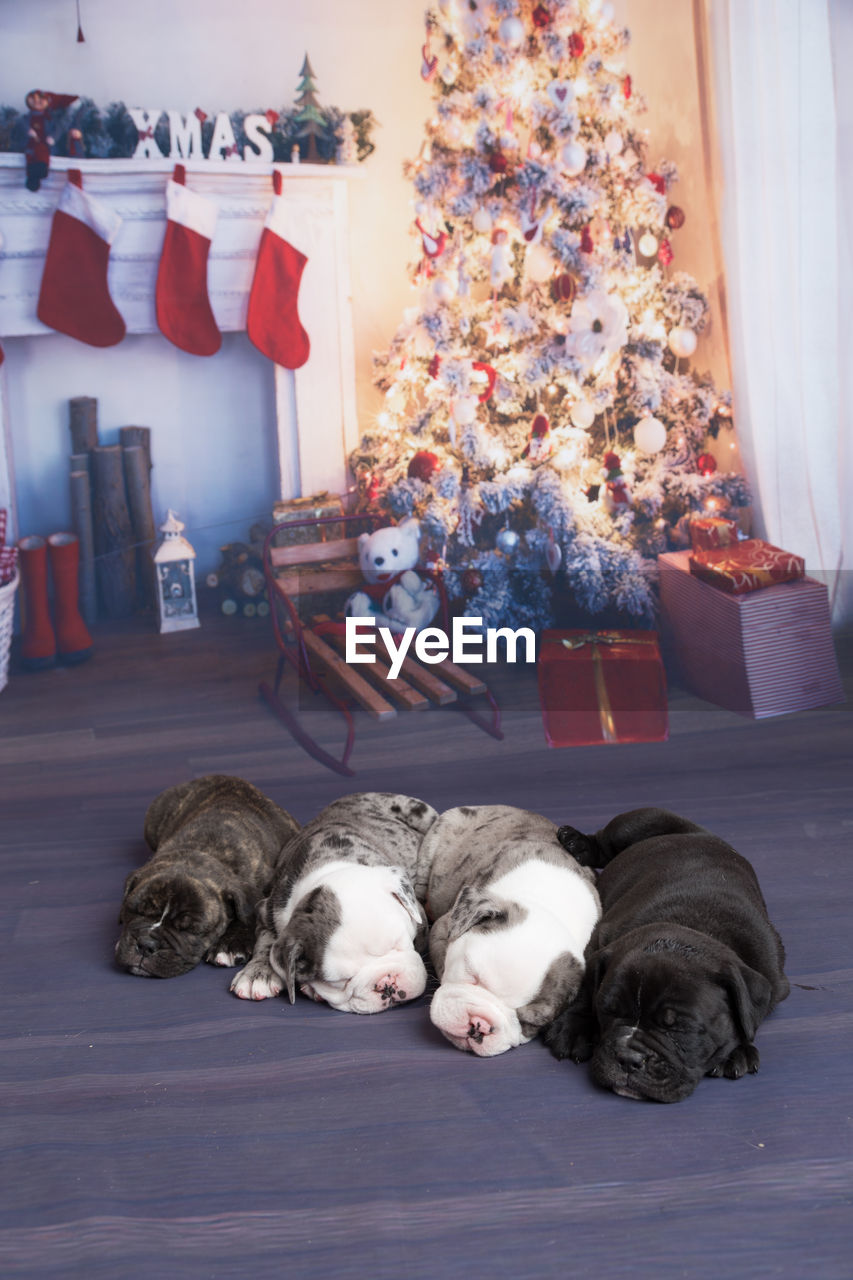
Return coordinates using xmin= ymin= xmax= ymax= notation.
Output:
xmin=658 ymin=550 xmax=844 ymax=719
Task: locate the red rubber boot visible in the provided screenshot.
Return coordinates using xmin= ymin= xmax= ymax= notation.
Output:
xmin=17 ymin=535 xmax=56 ymax=670
xmin=48 ymin=532 xmax=93 ymax=664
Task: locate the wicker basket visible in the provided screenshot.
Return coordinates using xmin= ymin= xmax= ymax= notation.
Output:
xmin=0 ymin=569 xmax=19 ymax=694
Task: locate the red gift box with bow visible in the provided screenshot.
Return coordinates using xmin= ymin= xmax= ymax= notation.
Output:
xmin=689 ymin=538 xmax=804 ymax=594
xmin=538 ymin=629 xmax=669 ymax=747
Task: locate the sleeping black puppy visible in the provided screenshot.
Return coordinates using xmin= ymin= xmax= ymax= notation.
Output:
xmin=542 ymin=808 xmax=790 ymax=1102
xmin=116 ymin=775 xmax=299 ymax=978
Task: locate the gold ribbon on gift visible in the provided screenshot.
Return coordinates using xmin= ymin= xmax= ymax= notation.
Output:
xmin=561 ymin=632 xmax=659 ymax=744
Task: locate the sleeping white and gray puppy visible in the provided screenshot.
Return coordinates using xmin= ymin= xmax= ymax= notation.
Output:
xmin=231 ymin=793 xmax=437 ymax=1014
xmin=423 ymin=805 xmax=601 ymax=1056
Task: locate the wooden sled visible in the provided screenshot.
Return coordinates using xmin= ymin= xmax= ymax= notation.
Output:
xmin=259 ymin=512 xmax=503 ymax=776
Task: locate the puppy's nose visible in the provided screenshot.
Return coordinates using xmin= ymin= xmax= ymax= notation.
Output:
xmin=467 ymin=1015 xmax=493 ymax=1045
xmin=615 ymin=1031 xmax=645 ymax=1070
xmin=374 ymin=975 xmax=407 ymax=1004
xmin=138 ymin=934 xmax=158 ymax=955
xmin=374 ymin=555 xmax=385 ymax=566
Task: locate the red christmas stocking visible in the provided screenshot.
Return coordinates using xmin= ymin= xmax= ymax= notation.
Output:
xmin=247 ymin=170 xmax=310 ymax=369
xmin=36 ymin=170 xmax=126 ymax=347
xmin=156 ymin=164 xmax=221 ymax=357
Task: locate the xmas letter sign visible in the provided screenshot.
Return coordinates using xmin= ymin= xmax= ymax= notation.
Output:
xmin=130 ymin=108 xmax=274 ymax=163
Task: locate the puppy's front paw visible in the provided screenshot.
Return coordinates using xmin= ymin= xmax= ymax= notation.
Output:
xmin=556 ymin=826 xmax=597 ymax=867
xmin=230 ymin=960 xmax=283 ymax=1001
xmin=207 ymin=948 xmax=248 ymax=967
xmin=719 ymin=1043 xmax=760 ymax=1079
xmin=541 ymin=1010 xmax=595 ymax=1063
xmin=206 ymin=921 xmax=253 ymax=968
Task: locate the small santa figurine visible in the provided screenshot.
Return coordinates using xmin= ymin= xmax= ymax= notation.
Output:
xmin=522 ymin=413 xmax=552 ymax=462
xmin=601 ymin=450 xmax=632 ymax=514
xmin=25 ymin=90 xmax=79 ymax=191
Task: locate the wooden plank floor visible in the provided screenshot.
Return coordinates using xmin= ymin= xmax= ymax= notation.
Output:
xmin=1 ymin=606 xmax=852 ymax=1279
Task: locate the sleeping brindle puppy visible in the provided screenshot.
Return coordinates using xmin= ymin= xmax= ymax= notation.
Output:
xmin=542 ymin=808 xmax=790 ymax=1102
xmin=116 ymin=775 xmax=299 ymax=978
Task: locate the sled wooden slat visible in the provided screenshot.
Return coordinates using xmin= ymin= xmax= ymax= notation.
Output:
xmin=270 ymin=536 xmax=361 ymax=568
xmin=301 ymin=630 xmax=397 ymax=722
xmin=374 ymin=633 xmax=457 ymax=706
xmin=273 ymin=565 xmax=363 ymax=598
xmin=433 ymin=658 xmax=488 ymax=696
xmin=323 ymin=632 xmax=429 ymax=713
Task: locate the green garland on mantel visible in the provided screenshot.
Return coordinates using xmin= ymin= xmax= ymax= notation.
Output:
xmin=0 ymin=99 xmax=377 ymax=165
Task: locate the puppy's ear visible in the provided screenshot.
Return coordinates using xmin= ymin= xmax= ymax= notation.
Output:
xmin=223 ymin=884 xmax=252 ymax=924
xmin=270 ymin=936 xmax=302 ymax=1005
xmin=447 ymin=884 xmax=507 ymax=942
xmin=517 ymin=952 xmax=584 ymax=1040
xmin=718 ymin=959 xmax=773 ymax=1043
xmin=118 ymin=871 xmax=142 ymax=922
xmin=389 ymin=869 xmax=424 ymax=929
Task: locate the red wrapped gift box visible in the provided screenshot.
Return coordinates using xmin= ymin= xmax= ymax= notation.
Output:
xmin=689 ymin=515 xmax=739 ymax=551
xmin=538 ymin=629 xmax=669 ymax=747
xmin=689 ymin=538 xmax=804 ymax=594
xmin=659 ymin=550 xmax=843 ymax=718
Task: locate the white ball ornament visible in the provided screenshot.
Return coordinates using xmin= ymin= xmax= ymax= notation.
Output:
xmin=472 ymin=206 xmax=493 ymax=234
xmin=496 ymin=527 xmax=520 ymax=555
xmin=454 ymin=396 xmax=478 ymax=426
xmin=432 ymin=276 xmax=455 ymax=303
xmin=668 ymin=326 xmax=698 ymax=358
xmin=525 ymin=242 xmax=555 ymax=282
xmin=634 ymin=414 xmax=668 ymax=454
xmin=638 ymin=232 xmax=658 ymax=257
xmin=561 ymin=141 xmax=587 ymax=176
xmin=604 ymin=130 xmax=623 ymax=157
xmin=498 ymin=16 xmax=525 ymax=46
xmin=570 ymin=399 xmax=596 ymax=430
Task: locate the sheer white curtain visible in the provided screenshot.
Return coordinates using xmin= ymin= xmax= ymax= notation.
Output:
xmin=705 ymin=0 xmax=851 ymax=624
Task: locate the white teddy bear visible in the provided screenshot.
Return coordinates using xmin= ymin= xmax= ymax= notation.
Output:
xmin=345 ymin=517 xmax=439 ymax=635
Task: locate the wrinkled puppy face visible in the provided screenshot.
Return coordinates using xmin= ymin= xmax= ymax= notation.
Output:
xmin=590 ymin=949 xmax=756 ymax=1102
xmin=115 ymin=872 xmax=227 ymax=977
xmin=429 ymin=887 xmax=583 ymax=1057
xmin=269 ymin=865 xmax=427 ymax=1014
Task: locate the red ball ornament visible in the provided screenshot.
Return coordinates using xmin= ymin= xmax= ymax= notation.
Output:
xmin=550 ymin=272 xmax=578 ymax=304
xmin=657 ymin=237 xmax=673 ymax=266
xmin=532 ymin=4 xmax=551 ymax=28
xmin=568 ymin=31 xmax=585 ymax=58
xmin=580 ymin=224 xmax=594 ymax=254
xmin=697 ymin=452 xmax=717 ymax=477
xmin=462 ymin=568 xmax=484 ymax=593
xmin=407 ymin=450 xmax=441 ymax=482
xmin=428 ymin=353 xmax=441 ymax=379
xmin=489 ymin=149 xmax=509 ymax=174
xmin=665 ymin=205 xmax=685 ymax=230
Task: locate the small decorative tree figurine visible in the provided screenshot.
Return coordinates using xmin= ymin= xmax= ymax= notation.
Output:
xmin=153 ymin=509 xmax=199 ymax=633
xmin=293 ymin=55 xmax=327 ymax=163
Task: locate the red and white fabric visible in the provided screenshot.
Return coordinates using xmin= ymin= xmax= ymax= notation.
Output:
xmin=247 ymin=170 xmax=310 ymax=369
xmin=156 ymin=164 xmax=221 ymax=357
xmin=36 ymin=170 xmax=126 ymax=347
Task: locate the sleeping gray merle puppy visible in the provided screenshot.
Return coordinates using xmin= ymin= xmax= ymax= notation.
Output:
xmin=116 ymin=775 xmax=299 ymax=978
xmin=542 ymin=807 xmax=790 ymax=1101
xmin=423 ymin=805 xmax=601 ymax=1055
xmin=231 ymin=793 xmax=437 ymax=1013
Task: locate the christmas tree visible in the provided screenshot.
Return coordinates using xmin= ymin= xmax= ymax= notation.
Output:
xmin=351 ymin=0 xmax=749 ymax=631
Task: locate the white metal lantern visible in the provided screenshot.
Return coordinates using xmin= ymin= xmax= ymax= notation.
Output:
xmin=153 ymin=509 xmax=200 ymax=633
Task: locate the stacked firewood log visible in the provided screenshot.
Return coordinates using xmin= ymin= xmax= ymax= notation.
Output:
xmin=68 ymin=397 xmax=157 ymax=620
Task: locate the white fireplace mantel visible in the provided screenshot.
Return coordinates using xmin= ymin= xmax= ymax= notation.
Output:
xmin=0 ymin=153 xmax=363 ymax=532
